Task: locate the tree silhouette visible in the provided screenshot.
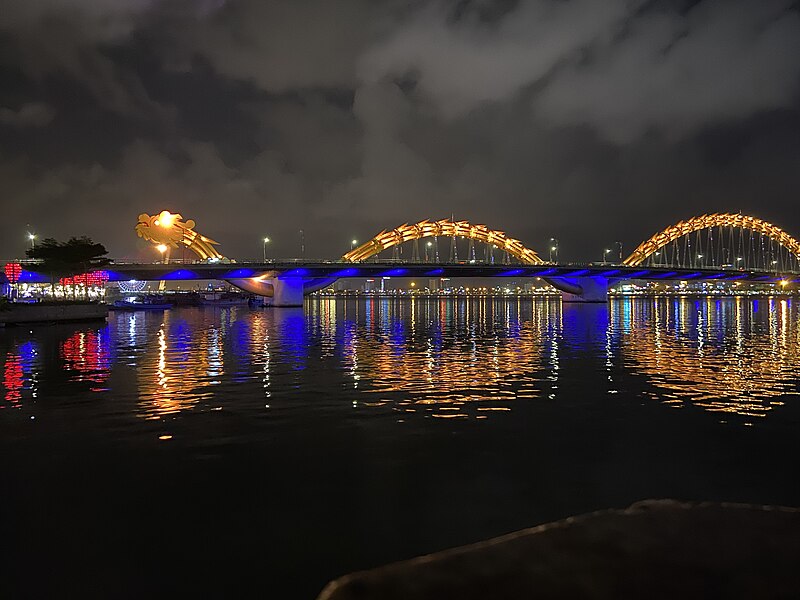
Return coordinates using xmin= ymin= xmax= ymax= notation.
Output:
xmin=26 ymin=237 xmax=111 ymax=299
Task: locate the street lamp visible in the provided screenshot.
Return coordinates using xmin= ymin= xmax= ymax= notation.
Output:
xmin=27 ymin=232 xmax=36 ymax=248
xmin=351 ymin=239 xmax=358 ymax=250
xmin=603 ymin=248 xmax=611 ymax=265
xmin=263 ymin=237 xmax=271 ymax=262
xmin=549 ymin=238 xmax=559 ymax=262
xmin=156 ymin=244 xmax=168 ymax=264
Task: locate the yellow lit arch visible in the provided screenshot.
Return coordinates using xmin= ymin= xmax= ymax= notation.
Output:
xmin=135 ymin=211 xmax=224 ymax=261
xmin=624 ymin=213 xmax=800 ymax=266
xmin=343 ymin=219 xmax=544 ymax=264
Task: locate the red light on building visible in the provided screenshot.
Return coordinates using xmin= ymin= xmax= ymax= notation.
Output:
xmin=4 ymin=262 xmax=22 ymax=284
xmin=59 ymin=271 xmax=110 ymax=287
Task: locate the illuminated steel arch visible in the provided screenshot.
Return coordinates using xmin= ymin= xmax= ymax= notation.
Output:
xmin=623 ymin=213 xmax=800 ymax=267
xmin=135 ymin=211 xmax=224 ymax=261
xmin=343 ymin=219 xmax=544 ymax=264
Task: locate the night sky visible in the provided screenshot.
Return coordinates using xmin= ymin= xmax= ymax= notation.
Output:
xmin=1 ymin=0 xmax=799 ymax=262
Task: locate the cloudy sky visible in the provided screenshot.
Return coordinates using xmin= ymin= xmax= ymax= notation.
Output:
xmin=1 ymin=0 xmax=799 ymax=261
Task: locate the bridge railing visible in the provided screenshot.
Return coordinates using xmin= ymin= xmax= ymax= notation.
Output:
xmin=5 ymin=257 xmax=796 ymax=276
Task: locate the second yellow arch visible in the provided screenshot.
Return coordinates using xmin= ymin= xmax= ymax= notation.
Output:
xmin=343 ymin=219 xmax=544 ymax=264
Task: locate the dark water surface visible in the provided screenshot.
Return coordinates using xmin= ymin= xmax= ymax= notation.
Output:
xmin=3 ymin=297 xmax=800 ymax=598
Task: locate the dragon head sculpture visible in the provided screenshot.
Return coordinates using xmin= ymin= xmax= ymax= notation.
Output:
xmin=136 ymin=210 xmax=224 ymax=261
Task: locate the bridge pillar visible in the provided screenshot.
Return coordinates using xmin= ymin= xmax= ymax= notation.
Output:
xmin=268 ymin=277 xmax=306 ymax=307
xmin=226 ymin=276 xmax=335 ymax=306
xmin=546 ymin=276 xmax=609 ymax=303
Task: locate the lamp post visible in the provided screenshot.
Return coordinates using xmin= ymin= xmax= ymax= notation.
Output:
xmin=263 ymin=237 xmax=271 ymax=262
xmin=549 ymin=238 xmax=559 ymax=263
xmin=351 ymin=239 xmax=358 ymax=250
xmin=426 ymin=241 xmax=433 ymax=262
xmin=603 ymin=248 xmax=611 ymax=265
xmin=156 ymin=244 xmax=169 ymax=291
xmin=27 ymin=232 xmax=36 ymax=249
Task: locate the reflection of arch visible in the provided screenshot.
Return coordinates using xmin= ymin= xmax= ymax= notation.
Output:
xmin=343 ymin=219 xmax=544 ymax=264
xmin=624 ymin=213 xmax=800 ymax=267
xmin=615 ymin=297 xmax=799 ymax=419
xmin=340 ymin=297 xmax=561 ymax=416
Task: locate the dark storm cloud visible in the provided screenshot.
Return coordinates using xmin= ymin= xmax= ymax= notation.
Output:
xmin=362 ymin=0 xmax=800 ymax=140
xmin=360 ymin=0 xmax=640 ymax=118
xmin=537 ymin=0 xmax=800 ymax=141
xmin=0 ymin=102 xmax=54 ymax=127
xmin=184 ymin=0 xmax=376 ymax=91
xmin=0 ymin=0 xmax=166 ymax=118
xmin=0 ymin=0 xmax=799 ymax=261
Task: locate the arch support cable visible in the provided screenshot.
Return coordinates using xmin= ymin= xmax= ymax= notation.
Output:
xmin=343 ymin=219 xmax=544 ymax=265
xmin=624 ymin=213 xmax=800 ymax=268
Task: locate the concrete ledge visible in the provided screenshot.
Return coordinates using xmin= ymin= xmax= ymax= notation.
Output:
xmin=0 ymin=303 xmax=108 ymax=325
xmin=317 ymin=500 xmax=800 ymax=600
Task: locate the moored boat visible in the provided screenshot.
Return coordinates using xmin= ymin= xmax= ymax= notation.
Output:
xmin=199 ymin=292 xmax=249 ymax=307
xmin=110 ymin=296 xmax=173 ymax=311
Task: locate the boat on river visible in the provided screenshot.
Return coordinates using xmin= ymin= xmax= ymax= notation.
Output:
xmin=199 ymin=292 xmax=249 ymax=307
xmin=110 ymin=296 xmax=173 ymax=311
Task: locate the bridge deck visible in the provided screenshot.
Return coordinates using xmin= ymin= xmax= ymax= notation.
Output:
xmin=56 ymin=262 xmax=799 ymax=283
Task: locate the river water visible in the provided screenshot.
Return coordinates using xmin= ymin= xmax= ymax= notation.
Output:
xmin=3 ymin=296 xmax=800 ymax=598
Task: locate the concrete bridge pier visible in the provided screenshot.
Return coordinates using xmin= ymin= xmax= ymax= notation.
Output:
xmin=226 ymin=276 xmax=336 ymax=307
xmin=546 ymin=276 xmax=609 ymax=303
xmin=266 ymin=277 xmax=305 ymax=307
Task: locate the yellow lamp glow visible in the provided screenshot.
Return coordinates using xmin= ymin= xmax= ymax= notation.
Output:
xmin=156 ymin=244 xmax=168 ymax=254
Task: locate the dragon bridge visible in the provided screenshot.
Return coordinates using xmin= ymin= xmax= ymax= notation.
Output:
xmin=343 ymin=218 xmax=544 ymax=264
xmin=624 ymin=213 xmax=800 ymax=267
xmin=136 ymin=211 xmax=224 ymax=261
